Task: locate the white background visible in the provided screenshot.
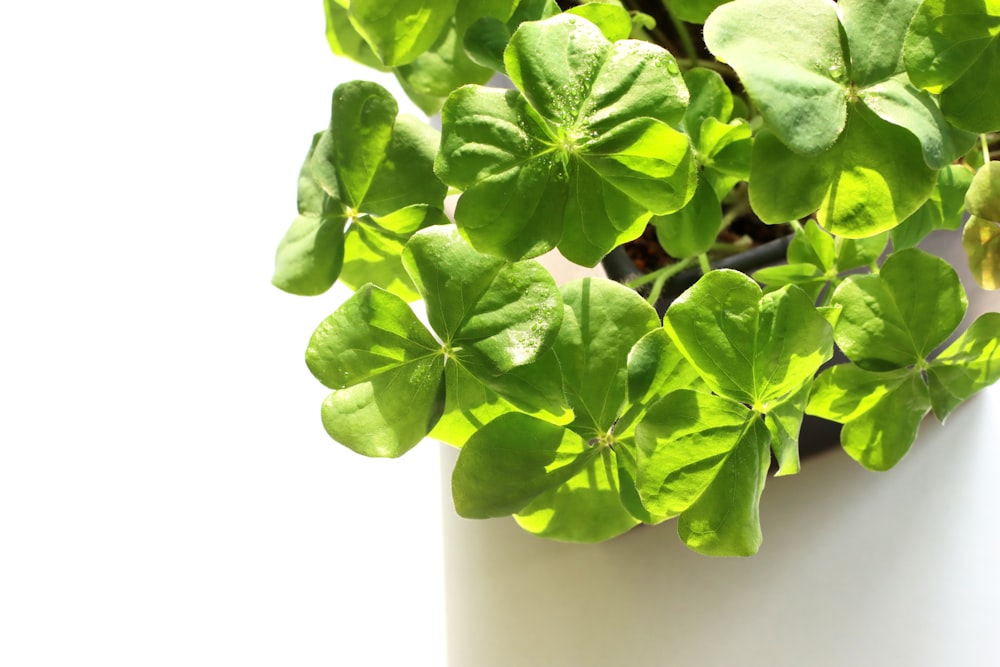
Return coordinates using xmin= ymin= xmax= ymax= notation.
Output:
xmin=3 ymin=3 xmax=1000 ymax=667
xmin=1 ymin=2 xmax=444 ymax=664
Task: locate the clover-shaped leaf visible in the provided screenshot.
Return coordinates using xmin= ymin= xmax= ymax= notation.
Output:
xmin=807 ymin=365 xmax=931 ymax=470
xmin=451 ymin=278 xmax=700 ymax=542
xmin=754 ymin=220 xmax=887 ymax=300
xmin=348 ymin=0 xmax=459 ymax=67
xmin=636 ymin=390 xmax=771 ymax=556
xmin=707 ymin=0 xmax=975 ymax=236
xmin=808 ymin=248 xmax=1000 ymax=469
xmin=436 ymin=14 xmax=696 ymax=266
xmin=323 ymin=0 xmax=388 ymax=72
xmin=904 ymin=0 xmax=1000 ymax=132
xmin=624 ymin=271 xmax=833 ymax=555
xmin=664 ymin=270 xmax=834 ymax=408
xmin=830 ymin=248 xmax=967 ymax=370
xmin=306 ymin=226 xmax=569 ymax=457
xmin=272 ymin=81 xmax=447 ymax=299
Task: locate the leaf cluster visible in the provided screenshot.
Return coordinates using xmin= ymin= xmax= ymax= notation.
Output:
xmin=274 ymin=1 xmax=1000 ymax=556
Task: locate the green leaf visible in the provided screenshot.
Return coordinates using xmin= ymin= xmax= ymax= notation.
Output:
xmin=963 ymin=158 xmax=1000 ymax=288
xmin=904 ymin=0 xmax=1000 ymax=131
xmin=619 ymin=328 xmax=703 ymax=434
xmin=463 ymin=0 xmax=560 ymax=72
xmin=313 ymin=81 xmax=397 ymax=207
xmin=402 ymin=226 xmax=564 ymax=371
xmin=696 ymin=117 xmax=752 ymax=183
xmin=349 ymin=0 xmax=459 ymax=66
xmin=966 ymin=162 xmax=1000 ymax=221
xmin=893 ymin=164 xmax=975 ymax=249
xmin=752 ymin=264 xmax=825 ymax=299
xmin=554 ymin=278 xmax=661 ymax=436
xmin=273 ymin=134 xmax=348 ymax=296
xmin=788 ymin=220 xmax=836 ymax=271
xmin=704 ymin=0 xmax=848 ymax=154
xmin=275 ymin=82 xmax=446 ymax=299
xmin=451 ymin=413 xmax=599 ymax=518
xmin=323 ymin=0 xmax=389 ymax=71
xmin=670 ymin=0 xmax=730 ymax=24
xmin=435 ymin=86 xmax=567 ymax=260
xmin=357 ymin=114 xmax=448 ymax=216
xmin=664 ymin=270 xmax=834 ymax=406
xmin=320 ymin=356 xmax=445 ymax=457
xmin=394 ymin=19 xmax=493 ymax=114
xmin=766 ymin=381 xmax=812 ymax=476
xmin=273 ymin=211 xmax=347 ymax=296
xmin=437 ymin=14 xmax=695 ymax=264
xmin=749 ymin=106 xmax=937 ymax=237
xmin=683 ymin=67 xmax=734 ymax=147
xmin=936 ymin=42 xmax=1000 ymax=132
xmin=839 ymin=0 xmax=920 ymax=88
xmin=430 ymin=350 xmax=571 ymax=446
xmin=636 ymin=390 xmax=770 ymax=556
xmin=927 ymin=313 xmax=1000 ymax=420
xmin=307 ymin=284 xmax=440 ymax=389
xmin=653 ymin=177 xmax=722 ymax=258
xmin=339 ymin=207 xmax=449 ymax=301
xmin=708 ymin=0 xmax=973 ymax=165
xmin=513 ymin=447 xmax=640 ymax=543
xmin=807 ymin=365 xmax=930 ymax=470
xmin=566 ymin=3 xmax=633 ymax=41
xmin=306 ymin=285 xmax=445 ymax=457
xmin=304 ymin=228 xmax=567 ymax=457
xmin=859 ymin=75 xmax=977 ymax=168
xmin=450 ymin=282 xmax=694 ymax=542
xmin=963 ymin=216 xmax=1000 ymax=290
xmin=830 ymin=248 xmax=967 ymax=370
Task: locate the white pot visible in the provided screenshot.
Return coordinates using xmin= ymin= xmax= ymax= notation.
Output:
xmin=438 ymin=232 xmax=1000 ymax=667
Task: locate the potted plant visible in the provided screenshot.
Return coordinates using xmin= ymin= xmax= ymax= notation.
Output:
xmin=273 ymin=0 xmax=1000 ymax=556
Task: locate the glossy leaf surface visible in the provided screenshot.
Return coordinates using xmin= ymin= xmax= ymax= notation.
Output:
xmin=436 ymin=14 xmax=695 ymax=265
xmin=305 ymin=227 xmax=566 ymax=456
xmin=637 ymin=390 xmax=770 ymax=556
xmin=664 ymin=270 xmax=834 ymax=406
xmin=927 ymin=313 xmax=1000 ymax=419
xmin=808 ymin=365 xmax=930 ymax=470
xmin=904 ymin=0 xmax=1000 ymax=132
xmin=273 ymin=82 xmax=446 ymax=298
xmin=452 ymin=279 xmax=688 ymax=542
xmin=830 ymin=249 xmax=967 ymax=370
xmin=749 ymin=106 xmax=937 ymax=237
xmin=349 ymin=0 xmax=459 ymax=66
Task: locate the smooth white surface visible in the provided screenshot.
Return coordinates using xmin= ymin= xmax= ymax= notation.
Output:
xmin=442 ymin=382 xmax=1000 ymax=667
xmin=1 ymin=3 xmax=444 ymax=665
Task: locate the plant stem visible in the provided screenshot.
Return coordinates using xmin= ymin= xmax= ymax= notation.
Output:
xmin=675 ymin=58 xmax=732 ymax=75
xmin=661 ymin=1 xmax=699 ymax=64
xmin=697 ymin=253 xmax=712 ymax=274
xmin=625 ymin=255 xmax=696 ymax=290
xmin=983 ymin=134 xmax=992 ymax=164
xmin=646 ymin=270 xmax=671 ymax=305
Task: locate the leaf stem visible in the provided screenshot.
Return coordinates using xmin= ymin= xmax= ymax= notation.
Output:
xmin=697 ymin=253 xmax=712 ymax=274
xmin=661 ymin=1 xmax=699 ymax=64
xmin=625 ymin=255 xmax=696 ymax=290
xmin=983 ymin=134 xmax=992 ymax=165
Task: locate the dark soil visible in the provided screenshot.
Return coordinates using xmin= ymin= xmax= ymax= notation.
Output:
xmin=624 ymin=216 xmax=794 ymax=275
